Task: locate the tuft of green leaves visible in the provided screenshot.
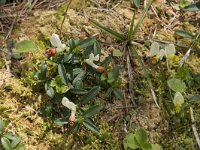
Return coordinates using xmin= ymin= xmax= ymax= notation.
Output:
xmin=0 ymin=118 xmax=25 ymax=150
xmin=123 ymin=128 xmax=162 ymax=150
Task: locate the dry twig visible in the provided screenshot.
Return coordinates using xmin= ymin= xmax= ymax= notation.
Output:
xmin=127 ymin=51 xmax=137 ymax=107
xmin=190 ymin=107 xmax=200 ymax=149
xmin=59 ymin=0 xmax=73 ymax=37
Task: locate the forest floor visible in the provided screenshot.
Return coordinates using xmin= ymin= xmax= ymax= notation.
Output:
xmin=0 ymin=0 xmax=200 ymax=149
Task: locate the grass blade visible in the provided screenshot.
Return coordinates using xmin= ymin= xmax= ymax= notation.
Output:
xmin=132 ymin=0 xmax=154 ymax=37
xmin=128 ymin=12 xmax=136 ymax=41
xmin=90 ymin=20 xmax=126 ymax=42
xmin=175 ymin=30 xmax=194 ymax=39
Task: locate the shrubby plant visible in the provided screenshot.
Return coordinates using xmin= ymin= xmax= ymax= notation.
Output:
xmin=34 ymin=33 xmax=123 ymax=133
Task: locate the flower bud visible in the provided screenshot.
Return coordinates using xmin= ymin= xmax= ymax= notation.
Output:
xmin=46 ymin=48 xmax=57 ymax=57
xmin=97 ymin=66 xmax=106 ymax=73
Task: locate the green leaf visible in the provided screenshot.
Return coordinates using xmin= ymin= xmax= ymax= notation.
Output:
xmin=128 ymin=12 xmax=136 ymax=41
xmin=175 ymin=147 xmax=185 ymax=150
xmin=132 ymin=0 xmax=154 ymax=37
xmin=1 ymin=137 xmax=13 ymax=150
xmin=0 ymin=0 xmax=6 ymax=5
xmin=70 ymin=88 xmax=88 ymax=95
xmin=135 ymin=128 xmax=148 ymax=145
xmin=69 ymin=39 xmax=80 ymax=50
xmin=3 ymin=133 xmax=21 ymax=148
xmin=142 ymin=142 xmax=152 ymax=150
xmin=15 ymin=144 xmax=25 ymax=150
xmin=54 ymin=118 xmax=68 ymax=126
xmin=123 ymin=133 xmax=140 ymax=149
xmin=38 ymin=61 xmax=47 ymax=80
xmin=83 ymin=118 xmax=99 ymax=134
xmin=105 ymin=88 xmax=113 ymax=97
xmin=83 ymin=105 xmax=102 ymax=118
xmin=150 ymin=42 xmax=160 ymax=56
xmin=93 ymin=41 xmax=101 ymax=55
xmin=113 ymin=65 xmax=120 ymax=80
xmin=84 ymin=45 xmax=94 ymax=57
xmin=81 ymin=86 xmax=101 ymax=104
xmin=167 ymin=78 xmax=186 ymax=92
xmin=113 ymin=49 xmax=123 ymax=57
xmin=175 ymin=30 xmax=194 ymax=39
xmin=11 ymin=137 xmax=20 ymax=148
xmin=78 ymin=38 xmax=96 ymax=49
xmin=0 ymin=118 xmax=5 ymax=134
xmin=62 ymin=52 xmax=73 ymax=63
xmin=101 ymin=74 xmax=107 ymax=81
xmin=113 ymin=88 xmax=124 ymax=99
xmin=107 ymin=72 xmax=114 ymax=83
xmin=58 ymin=64 xmax=68 ymax=85
xmin=175 ymin=67 xmax=191 ymax=81
xmin=13 ymin=40 xmax=37 ymax=53
xmin=180 ymin=0 xmax=190 ymax=8
xmin=55 ymin=85 xmax=70 ymax=94
xmin=12 ymin=52 xmax=22 ymax=59
xmin=152 ymin=144 xmax=163 ymax=150
xmin=72 ymin=68 xmax=85 ymax=85
xmin=101 ymin=55 xmax=112 ymax=67
xmin=45 ymin=82 xmax=55 ymax=98
xmin=70 ymin=123 xmax=80 ymax=133
xmin=183 ymin=2 xmax=200 ymax=11
xmin=188 ymin=95 xmax=200 ymax=102
xmin=165 ymin=44 xmax=176 ymax=57
xmin=90 ymin=20 xmax=126 ymax=41
xmin=131 ymin=0 xmax=140 ymax=8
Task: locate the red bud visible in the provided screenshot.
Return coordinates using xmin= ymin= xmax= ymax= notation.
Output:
xmin=69 ymin=115 xmax=75 ymax=126
xmin=46 ymin=48 xmax=57 ymax=57
xmin=97 ymin=66 xmax=106 ymax=73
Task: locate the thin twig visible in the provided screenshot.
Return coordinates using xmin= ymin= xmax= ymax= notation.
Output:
xmin=27 ymin=0 xmax=39 ymax=13
xmin=5 ymin=14 xmax=18 ymax=40
xmin=127 ymin=49 xmax=137 ymax=107
xmin=190 ymin=107 xmax=200 ymax=149
xmin=179 ymin=32 xmax=200 ymax=67
xmin=114 ymin=105 xmax=136 ymax=109
xmin=59 ymin=0 xmax=73 ymax=37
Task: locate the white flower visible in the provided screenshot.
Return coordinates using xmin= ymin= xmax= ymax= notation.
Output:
xmin=150 ymin=42 xmax=176 ymax=60
xmin=50 ymin=33 xmax=66 ymax=52
xmin=62 ymin=97 xmax=76 ymax=117
xmin=173 ymin=92 xmax=184 ymax=113
xmin=84 ymin=53 xmax=99 ymax=69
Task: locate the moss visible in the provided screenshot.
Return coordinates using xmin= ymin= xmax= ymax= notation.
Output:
xmin=0 ymin=58 xmax=5 ymax=69
xmin=80 ymin=122 xmax=119 ymax=150
xmin=156 ymin=29 xmax=175 ymax=42
xmin=160 ymin=133 xmax=195 ymax=150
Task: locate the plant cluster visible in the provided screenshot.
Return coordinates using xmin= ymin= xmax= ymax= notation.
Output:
xmin=0 ymin=118 xmax=25 ymax=150
xmin=123 ymin=128 xmax=162 ymax=150
xmin=32 ymin=33 xmax=123 ymax=133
